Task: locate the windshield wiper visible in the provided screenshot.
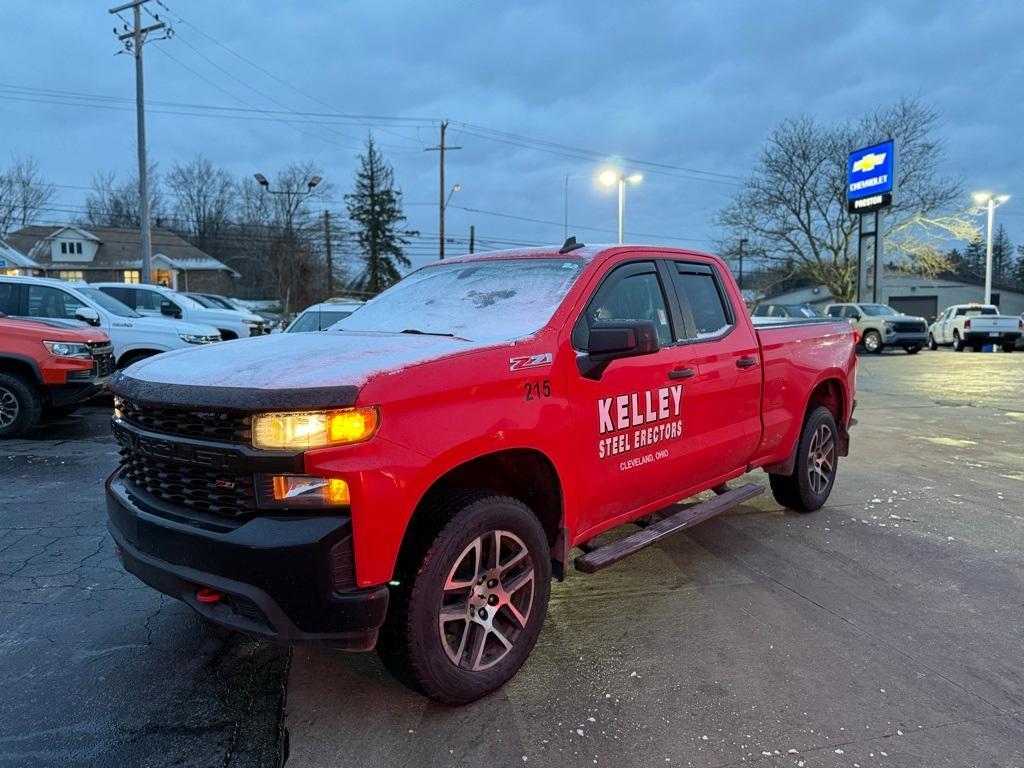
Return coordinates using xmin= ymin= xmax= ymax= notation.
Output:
xmin=400 ymin=328 xmax=455 ymax=337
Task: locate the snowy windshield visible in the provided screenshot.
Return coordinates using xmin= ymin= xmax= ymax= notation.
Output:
xmin=333 ymin=259 xmax=583 ymax=342
xmin=859 ymin=304 xmax=899 ymax=316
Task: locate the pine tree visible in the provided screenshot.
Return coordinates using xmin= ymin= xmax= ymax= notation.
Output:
xmin=962 ymin=235 xmax=985 ymax=280
xmin=1015 ymin=244 xmax=1024 ymax=290
xmin=990 ymin=224 xmax=1013 ymax=285
xmin=345 ymin=136 xmax=415 ymax=295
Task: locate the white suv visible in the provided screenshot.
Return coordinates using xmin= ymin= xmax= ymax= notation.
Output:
xmin=93 ymin=283 xmax=265 ymax=340
xmin=0 ymin=276 xmax=221 ymax=368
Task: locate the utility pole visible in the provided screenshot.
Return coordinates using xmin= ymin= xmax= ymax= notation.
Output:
xmin=425 ymin=121 xmax=461 ymax=259
xmin=109 ymin=0 xmax=168 ymax=285
xmin=323 ymin=210 xmax=334 ymax=297
xmin=564 ymin=173 xmax=569 ymax=240
xmin=469 ymin=225 xmax=475 ymax=254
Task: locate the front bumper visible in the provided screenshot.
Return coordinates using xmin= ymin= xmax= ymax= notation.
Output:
xmin=884 ymin=330 xmax=928 ymax=347
xmin=48 ymin=379 xmax=108 ymax=407
xmin=106 ymin=471 xmax=388 ymax=649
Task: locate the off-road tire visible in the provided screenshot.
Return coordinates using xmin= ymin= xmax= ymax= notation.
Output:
xmin=0 ymin=372 xmax=42 ymax=439
xmin=769 ymin=406 xmax=838 ymax=513
xmin=927 ymin=334 xmax=938 ymax=351
xmin=377 ymin=491 xmax=551 ymax=705
xmin=863 ymin=330 xmax=883 ymax=354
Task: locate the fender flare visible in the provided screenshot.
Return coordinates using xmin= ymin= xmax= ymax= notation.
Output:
xmin=0 ymin=353 xmax=43 ymax=383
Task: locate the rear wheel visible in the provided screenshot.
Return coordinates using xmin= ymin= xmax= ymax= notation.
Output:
xmin=927 ymin=334 xmax=938 ymax=350
xmin=863 ymin=330 xmax=883 ymax=354
xmin=377 ymin=492 xmax=551 ymax=704
xmin=0 ymin=372 xmax=42 ymax=439
xmin=769 ymin=406 xmax=838 ymax=512
xmin=952 ymin=331 xmax=965 ymax=352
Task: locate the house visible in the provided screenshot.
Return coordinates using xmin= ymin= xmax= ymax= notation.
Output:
xmin=760 ymin=275 xmax=1024 ymax=322
xmin=4 ymin=225 xmax=241 ymax=293
xmin=0 ymin=237 xmax=41 ymax=276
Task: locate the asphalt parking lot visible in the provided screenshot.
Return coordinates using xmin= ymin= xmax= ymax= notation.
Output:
xmin=2 ymin=348 xmax=1022 ymax=768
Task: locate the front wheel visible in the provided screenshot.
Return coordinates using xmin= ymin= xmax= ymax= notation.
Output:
xmin=769 ymin=406 xmax=838 ymax=512
xmin=863 ymin=330 xmax=883 ymax=354
xmin=377 ymin=492 xmax=551 ymax=704
xmin=0 ymin=372 xmax=42 ymax=439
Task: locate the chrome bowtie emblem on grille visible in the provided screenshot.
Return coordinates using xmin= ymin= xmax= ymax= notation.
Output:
xmin=215 ymin=480 xmax=236 ymax=490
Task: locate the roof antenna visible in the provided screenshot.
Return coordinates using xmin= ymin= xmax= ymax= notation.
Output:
xmin=559 ymin=236 xmax=585 ymax=254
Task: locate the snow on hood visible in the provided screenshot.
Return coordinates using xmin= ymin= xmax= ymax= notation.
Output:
xmin=124 ymin=330 xmax=477 ymax=390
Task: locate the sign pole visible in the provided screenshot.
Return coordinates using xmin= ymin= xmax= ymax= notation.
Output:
xmin=873 ymin=208 xmax=885 ymax=304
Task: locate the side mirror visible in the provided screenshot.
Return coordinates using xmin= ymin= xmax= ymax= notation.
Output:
xmin=75 ymin=307 xmax=101 ymax=326
xmin=160 ymin=299 xmax=181 ymax=318
xmin=578 ymin=320 xmax=660 ymax=380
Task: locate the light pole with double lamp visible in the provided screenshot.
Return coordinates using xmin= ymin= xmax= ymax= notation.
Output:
xmin=971 ymin=191 xmax=1010 ymax=305
xmin=598 ymin=169 xmax=643 ymax=244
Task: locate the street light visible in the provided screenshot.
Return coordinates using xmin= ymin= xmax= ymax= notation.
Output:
xmin=444 ymin=183 xmax=461 ymax=211
xmin=971 ymin=191 xmax=1011 ymax=305
xmin=598 ymin=168 xmax=642 ymax=244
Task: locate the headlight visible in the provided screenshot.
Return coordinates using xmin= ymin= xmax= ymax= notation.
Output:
xmin=883 ymin=321 xmax=894 ymax=330
xmin=179 ymin=333 xmax=219 ymax=344
xmin=251 ymin=407 xmax=379 ymax=450
xmin=255 ymin=474 xmax=350 ymax=508
xmin=43 ymin=340 xmax=91 ymax=359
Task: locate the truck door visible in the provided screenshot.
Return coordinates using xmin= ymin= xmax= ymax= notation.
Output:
xmin=564 ymin=260 xmax=701 ymax=536
xmin=665 ymin=260 xmax=762 ymax=479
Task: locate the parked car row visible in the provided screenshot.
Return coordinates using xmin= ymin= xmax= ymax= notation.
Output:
xmin=751 ymin=299 xmax=1022 ymax=354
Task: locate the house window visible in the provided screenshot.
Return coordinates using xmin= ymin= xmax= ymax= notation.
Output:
xmin=59 ymin=241 xmax=83 ymax=255
xmin=123 ymin=270 xmax=141 ymax=284
xmin=75 ymin=242 xmax=83 ymax=254
xmin=60 ymin=242 xmax=67 ymax=254
xmin=57 ymin=270 xmax=84 ymax=281
xmin=154 ymin=269 xmax=174 ymax=288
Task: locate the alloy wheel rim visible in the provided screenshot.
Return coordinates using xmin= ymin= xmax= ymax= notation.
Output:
xmin=438 ymin=529 xmax=535 ymax=672
xmin=0 ymin=387 xmax=19 ymax=428
xmin=865 ymin=333 xmax=879 ymax=351
xmin=806 ymin=423 xmax=835 ymax=495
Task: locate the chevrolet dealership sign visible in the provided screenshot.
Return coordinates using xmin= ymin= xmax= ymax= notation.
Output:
xmin=847 ymin=139 xmax=894 ymax=213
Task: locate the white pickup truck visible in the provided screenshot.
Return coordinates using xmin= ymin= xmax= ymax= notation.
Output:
xmin=927 ymin=304 xmax=1023 ymax=352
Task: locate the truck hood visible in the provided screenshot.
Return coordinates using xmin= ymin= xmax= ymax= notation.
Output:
xmin=113 ymin=330 xmax=478 ymax=410
xmin=1 ymin=316 xmax=109 ymax=343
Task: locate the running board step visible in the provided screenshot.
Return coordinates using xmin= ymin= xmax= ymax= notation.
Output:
xmin=574 ymin=484 xmax=764 ymax=574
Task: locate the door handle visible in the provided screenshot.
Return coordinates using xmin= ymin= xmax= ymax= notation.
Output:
xmin=736 ymin=357 xmax=758 ymax=369
xmin=668 ymin=367 xmax=696 ymax=380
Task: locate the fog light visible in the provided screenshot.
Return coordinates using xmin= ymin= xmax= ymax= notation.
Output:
xmin=256 ymin=474 xmax=350 ymax=508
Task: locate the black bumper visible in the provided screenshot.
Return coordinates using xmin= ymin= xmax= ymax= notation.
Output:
xmin=106 ymin=471 xmax=388 ymax=650
xmin=48 ymin=380 xmax=106 ymax=407
xmin=963 ymin=331 xmax=1021 ymax=344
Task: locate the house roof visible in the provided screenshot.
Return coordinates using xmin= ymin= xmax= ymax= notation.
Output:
xmin=4 ymin=225 xmax=240 ymax=277
xmin=0 ymin=237 xmax=40 ymax=269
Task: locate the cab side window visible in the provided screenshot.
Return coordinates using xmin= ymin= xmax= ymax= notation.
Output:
xmin=826 ymin=306 xmax=842 ymax=318
xmin=841 ymin=306 xmax=860 ymax=320
xmin=102 ymin=286 xmax=133 ymax=306
xmin=672 ymin=263 xmax=733 ymax=340
xmin=26 ymin=285 xmax=86 ymax=319
xmin=573 ymin=262 xmax=672 ymax=348
xmin=134 ymin=289 xmax=165 ymax=311
xmin=0 ymin=282 xmax=17 ymax=315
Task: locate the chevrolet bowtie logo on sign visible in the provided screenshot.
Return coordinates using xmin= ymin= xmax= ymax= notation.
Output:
xmin=852 ymin=152 xmax=886 ymax=173
xmin=847 ymin=139 xmax=895 ymax=213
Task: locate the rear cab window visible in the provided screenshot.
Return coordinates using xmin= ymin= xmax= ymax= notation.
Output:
xmin=670 ymin=262 xmax=734 ymax=341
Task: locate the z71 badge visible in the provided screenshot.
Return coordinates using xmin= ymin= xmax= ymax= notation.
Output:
xmin=509 ymin=353 xmax=553 ymax=371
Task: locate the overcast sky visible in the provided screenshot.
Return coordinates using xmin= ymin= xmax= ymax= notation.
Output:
xmin=3 ymin=0 xmax=1022 ymax=273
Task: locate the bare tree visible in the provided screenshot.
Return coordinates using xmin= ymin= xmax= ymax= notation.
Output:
xmin=165 ymin=155 xmax=234 ymax=256
xmin=83 ymin=165 xmax=165 ymax=228
xmin=717 ymin=98 xmax=977 ymax=300
xmin=0 ymin=156 xmax=56 ymax=234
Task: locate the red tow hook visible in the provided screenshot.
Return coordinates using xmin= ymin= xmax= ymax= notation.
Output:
xmin=196 ymin=587 xmax=223 ymax=604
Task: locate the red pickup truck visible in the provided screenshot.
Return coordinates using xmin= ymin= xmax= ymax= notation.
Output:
xmin=106 ymin=242 xmax=856 ymax=703
xmin=0 ymin=313 xmax=114 ymax=437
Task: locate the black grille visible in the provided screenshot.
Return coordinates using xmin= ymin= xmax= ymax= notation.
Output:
xmin=119 ymin=448 xmax=256 ymax=518
xmin=117 ymin=398 xmax=250 ymax=443
xmin=893 ymin=321 xmax=925 ymax=333
xmin=88 ymin=342 xmax=115 ymax=378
